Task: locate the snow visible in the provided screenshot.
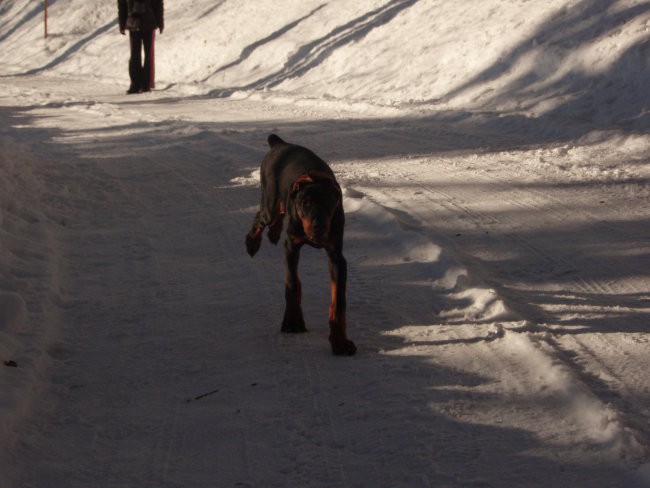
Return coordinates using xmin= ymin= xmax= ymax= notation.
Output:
xmin=1 ymin=0 xmax=649 ymax=486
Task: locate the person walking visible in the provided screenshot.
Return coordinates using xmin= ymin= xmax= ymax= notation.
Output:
xmin=118 ymin=0 xmax=164 ymax=94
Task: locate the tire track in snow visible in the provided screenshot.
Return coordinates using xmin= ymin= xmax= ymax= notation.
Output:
xmin=419 ymin=161 xmax=650 ymax=461
xmin=343 ymin=158 xmax=649 ymax=468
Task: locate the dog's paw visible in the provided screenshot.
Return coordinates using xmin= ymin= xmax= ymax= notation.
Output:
xmin=246 ymin=232 xmax=262 ymax=257
xmin=281 ymin=320 xmax=307 ymax=333
xmin=267 ymin=226 xmax=282 ymax=245
xmin=330 ymin=337 xmax=357 ymax=356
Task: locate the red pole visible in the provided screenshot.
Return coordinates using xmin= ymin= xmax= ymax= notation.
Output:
xmin=44 ymin=0 xmax=48 ymax=39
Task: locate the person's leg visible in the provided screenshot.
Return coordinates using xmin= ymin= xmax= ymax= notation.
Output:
xmin=141 ymin=30 xmax=153 ymax=92
xmin=128 ymin=31 xmax=143 ymax=93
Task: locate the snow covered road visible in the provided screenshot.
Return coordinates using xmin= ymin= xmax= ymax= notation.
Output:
xmin=3 ymin=0 xmax=650 ymax=485
xmin=1 ymin=76 xmax=648 ymax=487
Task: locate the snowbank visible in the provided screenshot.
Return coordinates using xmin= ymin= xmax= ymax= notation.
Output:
xmin=1 ymin=0 xmax=647 ymax=125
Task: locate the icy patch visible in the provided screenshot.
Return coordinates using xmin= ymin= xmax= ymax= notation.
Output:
xmin=439 ymin=287 xmax=517 ymax=323
xmin=230 ymin=168 xmax=260 ymax=187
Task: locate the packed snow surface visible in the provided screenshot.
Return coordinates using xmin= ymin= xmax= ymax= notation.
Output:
xmin=1 ymin=0 xmax=649 ymax=486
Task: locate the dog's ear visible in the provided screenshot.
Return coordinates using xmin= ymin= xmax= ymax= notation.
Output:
xmin=291 ymin=174 xmax=314 ymax=196
xmin=267 ymin=134 xmax=285 ymax=147
xmin=306 ymin=170 xmax=342 ymax=195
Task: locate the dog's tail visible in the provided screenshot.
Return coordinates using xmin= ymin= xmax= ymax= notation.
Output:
xmin=267 ymin=134 xmax=285 ymax=148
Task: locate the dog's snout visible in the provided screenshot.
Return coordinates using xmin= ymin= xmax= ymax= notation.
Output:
xmin=306 ymin=217 xmax=329 ymax=243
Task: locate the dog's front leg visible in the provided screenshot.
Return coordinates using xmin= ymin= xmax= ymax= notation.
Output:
xmin=327 ymin=249 xmax=356 ymax=355
xmin=282 ymin=237 xmax=307 ymax=333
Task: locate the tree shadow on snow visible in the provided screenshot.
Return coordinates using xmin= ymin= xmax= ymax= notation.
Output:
xmin=201 ymin=3 xmax=327 ymax=82
xmin=207 ymin=0 xmax=421 ymax=97
xmin=439 ymin=0 xmax=650 ymax=126
xmin=22 ymin=20 xmax=118 ymax=76
xmin=0 ymin=0 xmax=54 ymax=44
xmin=197 ymin=0 xmax=650 ymax=130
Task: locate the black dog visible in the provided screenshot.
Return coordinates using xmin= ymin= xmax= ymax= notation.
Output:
xmin=246 ymin=134 xmax=356 ymax=356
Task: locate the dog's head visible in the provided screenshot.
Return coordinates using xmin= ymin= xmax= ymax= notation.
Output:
xmin=291 ymin=172 xmax=341 ymax=245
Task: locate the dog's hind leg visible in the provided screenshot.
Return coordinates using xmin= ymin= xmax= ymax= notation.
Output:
xmin=281 ymin=237 xmax=307 ymax=333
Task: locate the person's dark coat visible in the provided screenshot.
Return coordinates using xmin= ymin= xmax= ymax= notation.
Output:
xmin=118 ymin=0 xmax=164 ymax=33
